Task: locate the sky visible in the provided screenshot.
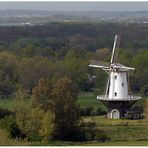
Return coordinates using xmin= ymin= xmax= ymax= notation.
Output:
xmin=0 ymin=2 xmax=148 ymax=12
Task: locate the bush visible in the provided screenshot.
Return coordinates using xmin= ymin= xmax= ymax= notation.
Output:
xmin=0 ymin=108 xmax=14 ymax=119
xmin=80 ymin=107 xmax=94 ymax=116
xmin=141 ymin=84 xmax=148 ymax=96
xmin=80 ymin=107 xmax=106 ymax=116
xmin=95 ymin=129 xmax=111 ymax=142
xmin=96 ymin=107 xmax=107 ymax=115
xmin=0 ymin=128 xmax=18 ymax=145
xmin=0 ymin=115 xmax=23 ymax=138
xmin=78 ymin=121 xmax=110 ymax=142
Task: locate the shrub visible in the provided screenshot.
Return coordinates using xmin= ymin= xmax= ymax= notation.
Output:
xmin=0 ymin=128 xmax=18 ymax=145
xmin=0 ymin=115 xmax=23 ymax=138
xmin=96 ymin=107 xmax=107 ymax=115
xmin=80 ymin=107 xmax=94 ymax=116
xmin=80 ymin=107 xmax=106 ymax=116
xmin=0 ymin=108 xmax=14 ymax=119
xmin=95 ymin=129 xmax=111 ymax=142
xmin=141 ymin=84 xmax=148 ymax=96
xmin=78 ymin=121 xmax=110 ymax=142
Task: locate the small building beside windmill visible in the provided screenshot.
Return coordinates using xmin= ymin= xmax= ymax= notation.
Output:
xmin=89 ymin=35 xmax=142 ymax=119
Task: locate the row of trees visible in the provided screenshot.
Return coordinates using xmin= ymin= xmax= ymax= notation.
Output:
xmin=0 ymin=47 xmax=147 ymax=98
xmin=0 ymin=50 xmax=89 ymax=97
xmin=0 ymin=23 xmax=148 ymax=49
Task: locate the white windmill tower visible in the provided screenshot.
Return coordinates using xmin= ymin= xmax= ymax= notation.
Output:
xmin=89 ymin=35 xmax=141 ymax=119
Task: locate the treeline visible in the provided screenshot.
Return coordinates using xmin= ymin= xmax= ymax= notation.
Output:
xmin=0 ymin=48 xmax=147 ymax=98
xmin=0 ymin=22 xmax=148 ymax=49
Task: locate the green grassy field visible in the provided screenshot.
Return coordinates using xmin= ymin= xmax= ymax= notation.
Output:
xmin=0 ymin=97 xmax=31 ymax=111
xmin=78 ymin=93 xmax=106 ymax=110
xmin=83 ymin=115 xmax=148 ymax=141
xmin=0 ymin=93 xmax=106 ymax=111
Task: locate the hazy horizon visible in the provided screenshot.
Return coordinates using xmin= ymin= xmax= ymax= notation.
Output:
xmin=0 ymin=2 xmax=148 ymax=12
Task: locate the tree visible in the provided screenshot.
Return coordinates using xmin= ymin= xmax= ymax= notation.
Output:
xmin=64 ymin=50 xmax=89 ymax=91
xmin=32 ymin=78 xmax=53 ymax=111
xmin=132 ymin=49 xmax=148 ymax=92
xmin=95 ymin=69 xmax=108 ymax=94
xmin=68 ymin=34 xmax=94 ymax=52
xmin=15 ymin=86 xmax=30 ymax=136
xmin=39 ymin=111 xmax=55 ymax=142
xmin=18 ymin=56 xmax=55 ymax=93
xmin=52 ymin=76 xmax=80 ymax=140
xmin=143 ymin=99 xmax=148 ymax=125
xmin=0 ymin=52 xmax=18 ymax=97
xmin=15 ymin=85 xmax=55 ymax=141
xmin=141 ymin=85 xmax=148 ymax=96
xmin=24 ymin=108 xmax=45 ymax=141
xmin=90 ymin=48 xmax=110 ymax=61
xmin=116 ymin=48 xmax=133 ymax=66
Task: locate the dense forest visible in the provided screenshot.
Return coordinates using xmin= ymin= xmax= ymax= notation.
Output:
xmin=0 ymin=22 xmax=147 ymax=144
xmin=0 ymin=22 xmax=147 ymax=96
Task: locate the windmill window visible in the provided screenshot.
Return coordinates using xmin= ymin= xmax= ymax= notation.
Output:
xmin=122 ymin=83 xmax=124 ymax=87
xmin=115 ymin=92 xmax=117 ymax=96
xmin=115 ymin=75 xmax=117 ymax=79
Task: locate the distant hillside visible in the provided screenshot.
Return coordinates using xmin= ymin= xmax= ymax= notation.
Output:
xmin=0 ymin=10 xmax=148 ymax=26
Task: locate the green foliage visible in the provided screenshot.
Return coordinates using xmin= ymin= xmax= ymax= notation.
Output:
xmin=52 ymin=76 xmax=80 ymax=140
xmin=24 ymin=108 xmax=45 ymax=141
xmin=143 ymin=99 xmax=148 ymax=124
xmin=15 ymin=86 xmax=31 ymax=137
xmin=132 ymin=50 xmax=148 ymax=92
xmin=0 ymin=128 xmax=19 ymax=145
xmin=79 ymin=121 xmax=110 ymax=142
xmin=64 ymin=49 xmax=89 ymax=91
xmin=16 ymin=105 xmax=55 ymax=142
xmin=15 ymin=83 xmax=55 ymax=142
xmin=0 ymin=52 xmax=18 ymax=97
xmin=39 ymin=111 xmax=55 ymax=142
xmin=0 ymin=108 xmax=14 ymax=119
xmin=18 ymin=56 xmax=55 ymax=92
xmin=0 ymin=115 xmax=21 ymax=138
xmin=32 ymin=78 xmax=53 ymax=111
xmin=31 ymin=76 xmax=81 ymax=141
xmin=116 ymin=48 xmax=133 ymax=66
xmin=80 ymin=107 xmax=93 ymax=116
xmin=91 ymin=48 xmax=110 ymax=61
xmin=95 ymin=70 xmax=107 ymax=93
xmin=0 ymin=23 xmax=147 ymax=95
xmin=141 ymin=85 xmax=148 ymax=96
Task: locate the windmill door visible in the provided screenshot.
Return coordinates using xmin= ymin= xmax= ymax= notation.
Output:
xmin=111 ymin=109 xmax=120 ymax=119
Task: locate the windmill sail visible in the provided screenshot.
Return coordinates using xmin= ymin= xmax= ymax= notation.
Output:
xmin=110 ymin=35 xmax=118 ymax=64
xmin=89 ymin=60 xmax=109 ymax=69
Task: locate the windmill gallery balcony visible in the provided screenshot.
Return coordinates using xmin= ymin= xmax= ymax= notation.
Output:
xmin=97 ymin=95 xmax=141 ymax=101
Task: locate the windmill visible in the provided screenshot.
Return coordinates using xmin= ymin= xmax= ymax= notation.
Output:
xmin=89 ymin=35 xmax=141 ymax=119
